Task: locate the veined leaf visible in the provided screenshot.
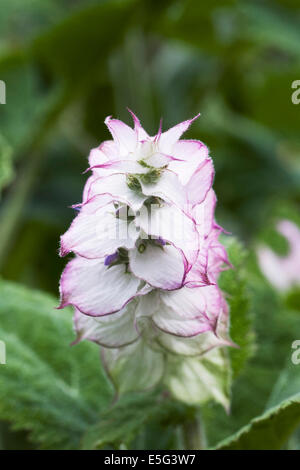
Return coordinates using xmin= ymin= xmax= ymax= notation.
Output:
xmin=81 ymin=391 xmax=189 ymax=450
xmin=214 ymin=394 xmax=300 ymax=450
xmin=0 ymin=279 xmax=114 ymax=449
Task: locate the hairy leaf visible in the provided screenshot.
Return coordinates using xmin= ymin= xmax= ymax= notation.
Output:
xmin=214 ymin=394 xmax=300 ymax=450
xmin=219 ymin=236 xmax=255 ymax=377
xmin=0 ymin=280 xmax=114 ymax=449
xmin=81 ymin=391 xmax=189 ymax=450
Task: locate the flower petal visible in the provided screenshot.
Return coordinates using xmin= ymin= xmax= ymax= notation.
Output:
xmin=129 ymin=243 xmax=187 ymax=290
xmin=82 ymin=175 xmax=96 ymax=203
xmin=185 ymin=158 xmax=214 ymax=207
xmin=160 ymin=287 xmax=207 ymax=320
xmin=152 ymin=298 xmax=212 ymax=337
xmin=139 ymin=169 xmax=186 ymax=210
xmin=193 ymin=188 xmax=216 ymax=237
xmin=73 ymin=301 xmax=139 ymax=347
xmin=99 ymin=140 xmax=120 ymax=160
xmin=158 ymin=330 xmax=228 ymax=356
xmin=158 ymin=113 xmax=201 ymax=153
xmin=168 ymin=139 xmax=208 ymax=185
xmin=136 ymin=203 xmax=199 ymax=265
xmin=60 ymin=197 xmax=139 ymax=259
xmin=88 ymin=146 xmax=109 ymax=168
xmin=59 ymin=256 xmax=141 ymax=316
xmin=87 ymin=173 xmax=146 ymax=211
xmin=88 ymin=159 xmax=147 ymax=176
xmin=105 ymin=116 xmax=137 ymax=156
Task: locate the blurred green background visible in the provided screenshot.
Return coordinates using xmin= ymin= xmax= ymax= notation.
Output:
xmin=0 ymin=0 xmax=300 ymax=450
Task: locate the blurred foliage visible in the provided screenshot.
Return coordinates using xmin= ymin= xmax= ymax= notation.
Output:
xmin=0 ymin=0 xmax=300 ymax=450
xmin=0 ymin=134 xmax=13 ymax=196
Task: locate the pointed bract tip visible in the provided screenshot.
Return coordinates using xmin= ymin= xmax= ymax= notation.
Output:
xmin=191 ymin=112 xmax=201 ymax=123
xmin=155 ymin=118 xmax=163 ymax=142
xmin=104 ymin=115 xmax=112 ymax=125
xmin=127 ymin=108 xmax=140 ymax=125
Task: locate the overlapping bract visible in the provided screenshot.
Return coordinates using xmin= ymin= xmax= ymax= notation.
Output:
xmin=59 ymin=111 xmax=233 ymax=398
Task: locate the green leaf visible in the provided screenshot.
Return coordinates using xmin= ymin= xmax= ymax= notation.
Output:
xmin=267 ymin=358 xmax=300 ymax=411
xmin=219 ymin=236 xmax=255 ymax=377
xmin=214 ymin=394 xmax=300 ymax=450
xmin=81 ymin=391 xmax=189 ymax=450
xmin=0 ymin=279 xmax=114 ymax=449
xmin=203 ymin=253 xmax=300 ymax=448
xmin=0 ymin=134 xmax=13 ymax=195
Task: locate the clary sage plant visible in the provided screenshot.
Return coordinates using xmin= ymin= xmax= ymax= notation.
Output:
xmin=59 ymin=111 xmax=234 ymax=408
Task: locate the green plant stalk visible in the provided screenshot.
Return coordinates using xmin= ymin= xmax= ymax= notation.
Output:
xmin=182 ymin=411 xmax=206 ymax=450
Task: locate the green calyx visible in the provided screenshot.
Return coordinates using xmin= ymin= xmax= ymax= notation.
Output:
xmin=138 ymin=243 xmax=146 ymax=253
xmin=107 ymin=247 xmax=129 ymax=271
xmin=126 ymin=163 xmax=164 ymax=193
xmin=139 ymin=168 xmax=162 ymax=185
xmin=126 ymin=175 xmax=142 ymax=192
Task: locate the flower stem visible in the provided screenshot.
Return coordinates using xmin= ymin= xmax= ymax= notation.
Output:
xmin=182 ymin=411 xmax=206 ymax=450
